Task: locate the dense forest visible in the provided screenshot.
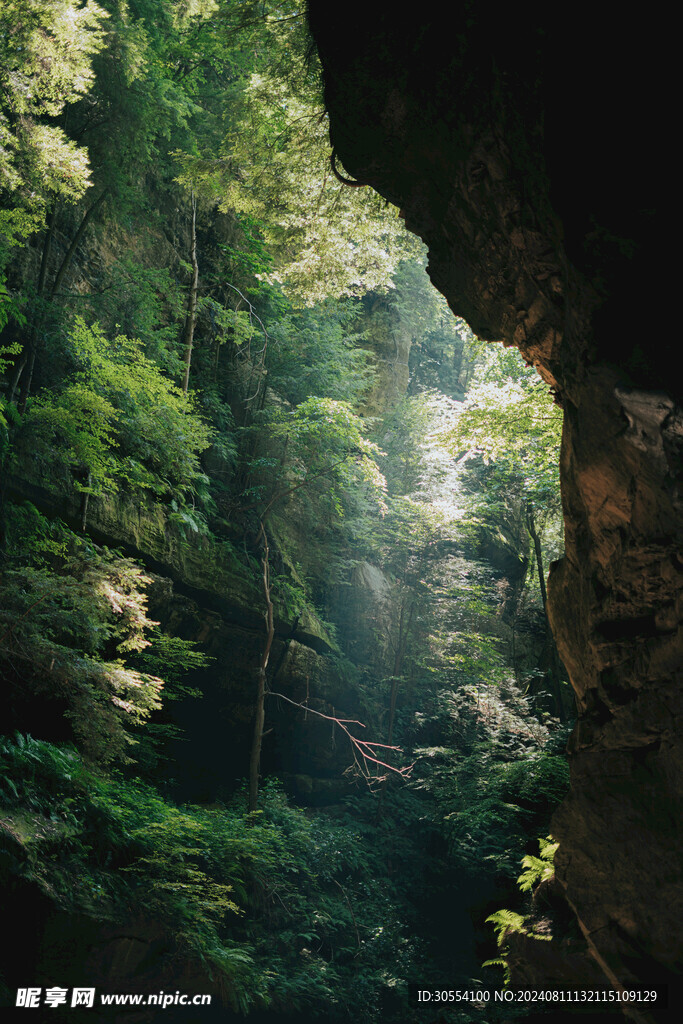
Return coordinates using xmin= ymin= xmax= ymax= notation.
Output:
xmin=1 ymin=3 xmax=588 ymax=1020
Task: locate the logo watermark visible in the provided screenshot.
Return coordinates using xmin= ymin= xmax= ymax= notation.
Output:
xmin=16 ymin=988 xmax=211 ymax=1010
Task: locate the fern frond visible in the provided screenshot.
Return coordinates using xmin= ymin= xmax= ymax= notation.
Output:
xmin=485 ymin=908 xmax=527 ymax=945
xmin=538 ymin=835 xmax=559 ymax=860
xmin=517 ymin=836 xmax=558 ymax=891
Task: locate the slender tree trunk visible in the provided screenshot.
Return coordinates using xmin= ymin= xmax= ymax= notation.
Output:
xmin=511 ymin=619 xmax=521 ymax=686
xmin=37 ymin=206 xmax=58 ymax=296
xmin=249 ymin=522 xmax=275 ymax=812
xmin=8 ymin=354 xmax=27 ymax=406
xmin=181 ymin=192 xmax=199 ymax=394
xmin=460 ymin=356 xmax=476 ymax=391
xmin=17 ymin=345 xmax=36 ymax=416
xmin=11 ymin=208 xmax=57 ymax=408
xmin=79 ymin=471 xmax=92 ymax=533
xmin=13 ymin=192 xmax=105 ymax=412
xmin=526 ymin=503 xmax=548 ymax=615
xmin=50 ymin=190 xmax=107 ymax=298
xmin=257 ymin=368 xmax=268 ymax=411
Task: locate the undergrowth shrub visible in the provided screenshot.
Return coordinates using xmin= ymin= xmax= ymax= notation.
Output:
xmin=0 ymin=740 xmax=423 ymax=1021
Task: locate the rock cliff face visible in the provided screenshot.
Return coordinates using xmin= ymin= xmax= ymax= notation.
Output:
xmin=308 ymin=2 xmax=681 ymax=1014
xmin=358 ymin=306 xmax=412 ymax=418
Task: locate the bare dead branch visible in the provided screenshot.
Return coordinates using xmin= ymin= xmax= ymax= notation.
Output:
xmin=267 ymin=690 xmax=414 ymax=785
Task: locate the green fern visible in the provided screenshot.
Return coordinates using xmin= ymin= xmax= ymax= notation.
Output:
xmin=483 ymin=837 xmax=560 ymax=985
xmin=517 ymin=836 xmax=558 ymax=892
xmin=485 ymin=908 xmax=528 ymax=947
xmin=482 ymin=956 xmax=511 ymax=986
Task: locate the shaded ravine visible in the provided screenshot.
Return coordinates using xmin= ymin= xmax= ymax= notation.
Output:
xmin=307 ymin=2 xmax=682 ymax=1017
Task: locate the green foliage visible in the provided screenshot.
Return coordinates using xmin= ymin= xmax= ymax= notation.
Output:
xmin=0 ymin=0 xmax=108 ymax=256
xmin=486 ymin=908 xmax=529 ymax=947
xmin=437 ymin=345 xmax=565 ymax=653
xmin=0 ymin=527 xmax=165 ymax=762
xmin=517 ymin=835 xmax=558 ymax=893
xmin=483 ymin=837 xmax=558 ymax=985
xmin=443 ymin=347 xmax=561 ymax=508
xmin=178 ymin=3 xmax=418 ymax=304
xmin=133 ymin=627 xmax=210 ymax=698
xmin=376 ymin=393 xmax=436 ymax=495
xmin=0 ymin=505 xmax=212 ymax=767
xmin=0 ymin=280 xmax=24 ymax=375
xmin=0 ymin=738 xmax=425 ymax=1021
xmin=441 ymin=748 xmax=567 ymax=879
xmin=2 ymin=500 xmax=69 ymax=563
xmin=266 ymin=301 xmax=374 ymax=406
xmin=0 ymin=734 xmax=266 ymax=1010
xmin=19 ymin=318 xmax=212 ymax=500
xmin=218 ymin=78 xmax=415 ymax=304
xmin=26 ymin=383 xmax=119 ymax=494
xmin=0 ymin=1 xmax=575 ymax=1018
xmin=414 ymin=679 xmax=568 ymax=882
xmin=243 ymin=395 xmax=387 ymax=531
xmin=87 ymin=259 xmax=186 ymax=371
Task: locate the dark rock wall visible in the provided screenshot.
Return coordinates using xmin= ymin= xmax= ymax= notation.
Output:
xmin=308 ymin=1 xmax=681 ymax=1010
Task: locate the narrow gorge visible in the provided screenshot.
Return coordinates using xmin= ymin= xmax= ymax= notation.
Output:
xmin=1 ymin=2 xmax=678 ymax=1022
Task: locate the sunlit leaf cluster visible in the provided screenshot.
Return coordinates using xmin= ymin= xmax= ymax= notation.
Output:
xmin=0 ymin=0 xmax=108 ymax=247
